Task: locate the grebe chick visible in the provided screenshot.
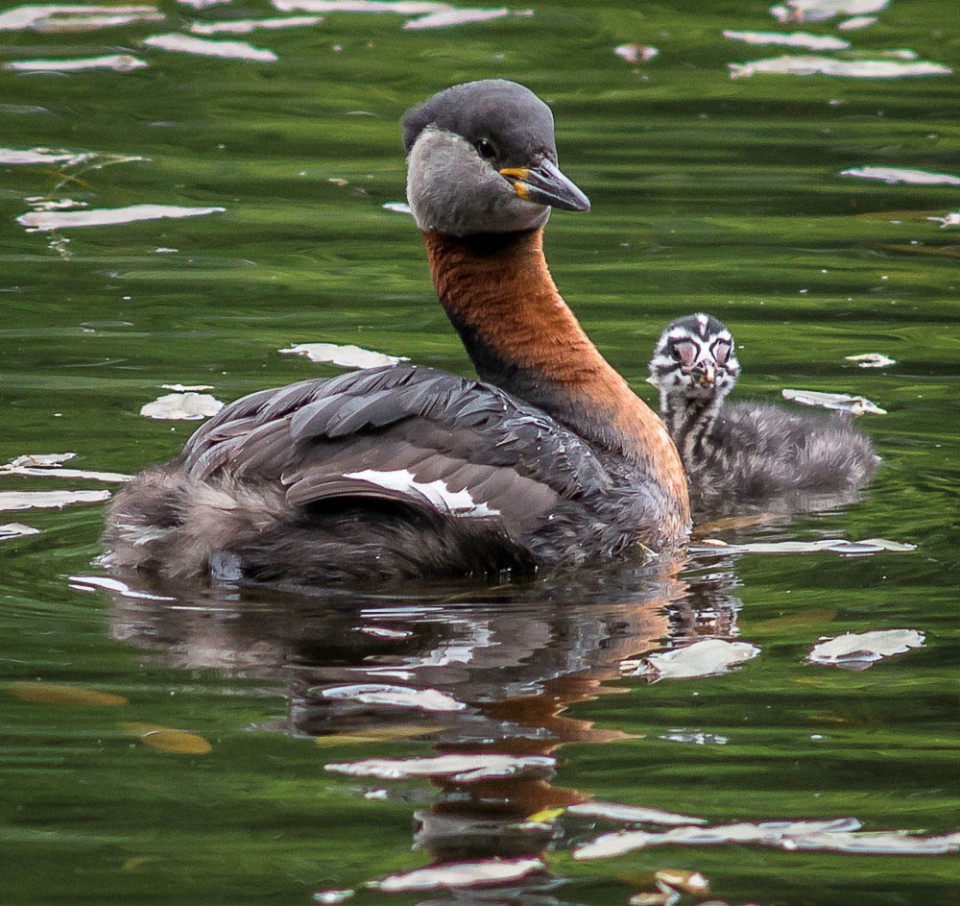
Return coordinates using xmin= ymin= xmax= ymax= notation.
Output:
xmin=103 ymin=80 xmax=690 ymax=585
xmin=649 ymin=313 xmax=879 ymax=506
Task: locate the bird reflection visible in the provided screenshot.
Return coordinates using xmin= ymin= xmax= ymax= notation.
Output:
xmin=107 ymin=556 xmax=745 ymax=900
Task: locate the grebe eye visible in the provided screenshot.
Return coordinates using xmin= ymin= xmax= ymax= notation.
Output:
xmin=714 ymin=339 xmax=732 ymax=366
xmin=672 ymin=340 xmax=698 ymax=368
xmin=475 ymin=138 xmax=497 ymax=160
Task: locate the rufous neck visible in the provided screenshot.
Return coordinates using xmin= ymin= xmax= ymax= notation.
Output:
xmin=423 ymin=227 xmax=689 ymax=507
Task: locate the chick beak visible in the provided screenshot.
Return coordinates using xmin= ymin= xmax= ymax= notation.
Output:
xmin=499 ymin=158 xmax=590 ymax=212
xmin=696 ymin=364 xmax=716 ymax=386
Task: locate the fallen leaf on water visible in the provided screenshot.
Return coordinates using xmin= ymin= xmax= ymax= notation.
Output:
xmin=0 ymin=489 xmax=111 ymax=512
xmin=143 ymin=33 xmax=278 ymax=62
xmin=614 ymin=43 xmax=659 ymax=64
xmin=721 ymin=537 xmax=914 ymax=556
xmin=318 ymin=683 xmax=466 ymax=712
xmin=0 ymin=5 xmax=163 ymax=33
xmin=781 ymin=388 xmax=886 ymax=415
xmin=806 ymin=629 xmax=924 ymax=669
xmin=9 ymin=682 xmax=127 ymax=707
xmin=325 ymin=753 xmax=555 ymax=782
xmin=18 ymin=204 xmax=225 ymax=232
xmin=0 ymin=523 xmax=40 ymax=541
xmin=140 ymin=392 xmax=223 ymax=420
xmin=621 ymin=639 xmax=760 ymax=682
xmin=523 ymin=807 xmax=565 ymax=824
xmin=372 ymin=857 xmax=544 ymax=892
xmin=403 ymin=8 xmax=522 ymax=30
xmin=927 ymin=212 xmax=960 ymax=229
xmin=189 ymin=15 xmax=323 ymax=34
xmin=770 ymin=1 xmax=891 ymax=24
xmin=68 ymin=575 xmax=176 ymax=601
xmin=5 ymin=54 xmax=148 ymax=73
xmin=568 ymin=801 xmax=707 ymax=827
xmin=845 ymin=352 xmax=896 ymax=368
xmin=841 ymin=166 xmax=960 ymax=185
xmin=723 ymin=29 xmax=848 ymax=50
xmin=121 ymin=723 xmax=213 ymax=754
xmin=729 ymin=55 xmax=950 ymax=79
xmin=279 ymin=342 xmax=407 ymax=369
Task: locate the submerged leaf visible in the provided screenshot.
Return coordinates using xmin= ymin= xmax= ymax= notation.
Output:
xmin=9 ymin=682 xmax=128 ymax=707
xmin=621 ymin=639 xmax=760 ymax=681
xmin=121 ymin=723 xmax=213 ymax=754
xmin=373 ymin=857 xmax=544 ymax=892
xmin=807 ymin=629 xmax=924 ymax=669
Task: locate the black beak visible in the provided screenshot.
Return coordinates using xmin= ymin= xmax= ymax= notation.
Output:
xmin=499 ymin=158 xmax=590 ymax=212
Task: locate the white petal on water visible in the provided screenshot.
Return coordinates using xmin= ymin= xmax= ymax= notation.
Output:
xmin=358 ymin=626 xmax=413 ymax=640
xmin=177 ymin=0 xmax=234 ymax=8
xmin=567 ymin=801 xmax=708 ymax=827
xmin=845 ymin=352 xmax=895 ymax=368
xmin=279 ymin=342 xmax=406 ymax=368
xmin=574 ymin=817 xmax=863 ymax=860
xmin=271 ymin=1 xmax=449 ymax=13
xmin=0 ymin=489 xmax=111 ymax=512
xmin=325 ymin=753 xmax=555 ymax=781
xmin=621 ymin=639 xmax=761 ymax=682
xmin=0 ymin=148 xmax=90 ymax=165
xmin=373 ymin=857 xmax=544 ymax=892
xmin=319 ymin=683 xmax=467 ymax=712
xmin=161 ymin=383 xmax=215 ymax=392
xmin=68 ymin=574 xmax=176 ymax=601
xmin=189 ymin=15 xmax=323 ymax=34
xmin=614 ymin=44 xmax=659 ymax=64
xmin=403 ymin=8 xmax=522 ymax=30
xmin=5 ymin=54 xmax=148 ymax=73
xmin=716 ymin=537 xmax=915 ymax=556
xmin=786 ymin=829 xmax=960 ymax=855
xmin=807 ymin=629 xmax=925 ymax=669
xmin=0 ymin=523 xmax=40 ymax=541
xmin=1 ymin=452 xmax=130 ymax=482
xmin=928 ymin=212 xmax=960 ymax=229
xmin=18 ymin=204 xmax=225 ymax=232
xmin=729 ymin=55 xmax=950 ymax=79
xmin=723 ymin=30 xmax=849 ymax=50
xmin=313 ymin=890 xmax=354 ymax=904
xmin=144 ymin=33 xmax=278 ymax=62
xmin=5 ymin=453 xmax=75 ymax=468
xmin=838 ymin=15 xmax=877 ymax=28
xmin=660 ymin=731 xmax=728 ymax=746
xmin=769 ymin=0 xmax=889 ymax=23
xmin=781 ymin=388 xmax=886 ymax=415
xmin=0 ymin=5 xmax=162 ymax=33
xmin=841 ymin=166 xmax=960 ymax=185
xmin=382 ymin=201 xmax=412 ymax=215
xmin=140 ymin=392 xmax=223 ymax=420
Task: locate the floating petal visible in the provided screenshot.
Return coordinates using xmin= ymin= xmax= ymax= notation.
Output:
xmin=729 ymin=55 xmax=950 ymax=79
xmin=0 ymin=523 xmax=40 ymax=541
xmin=373 ymin=857 xmax=544 ymax=892
xmin=621 ymin=639 xmax=760 ymax=681
xmin=568 ymin=801 xmax=707 ymax=827
xmin=144 ymin=33 xmax=278 ymax=61
xmin=807 ymin=629 xmax=924 ymax=669
xmin=140 ymin=392 xmax=223 ymax=420
xmin=845 ymin=352 xmax=895 ymax=368
xmin=326 ymin=753 xmax=555 ymax=781
xmin=0 ymin=489 xmax=110 ymax=511
xmin=842 ymin=166 xmax=960 ymax=185
xmin=319 ymin=684 xmax=466 ymax=712
xmin=189 ymin=15 xmax=322 ymax=34
xmin=724 ymin=29 xmax=848 ymax=50
xmin=5 ymin=54 xmax=147 ymax=72
xmin=781 ymin=388 xmax=886 ymax=415
xmin=0 ymin=5 xmax=162 ymax=33
xmin=279 ymin=342 xmax=406 ymax=369
xmin=18 ymin=203 xmax=224 ymax=232
xmin=770 ymin=1 xmax=889 ymax=24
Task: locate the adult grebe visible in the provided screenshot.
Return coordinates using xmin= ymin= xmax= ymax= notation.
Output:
xmin=649 ymin=313 xmax=879 ymax=506
xmin=103 ymin=80 xmax=690 ymax=584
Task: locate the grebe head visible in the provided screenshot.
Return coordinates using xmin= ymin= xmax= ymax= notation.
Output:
xmin=649 ymin=313 xmax=740 ymax=409
xmin=402 ymin=79 xmax=590 ymax=237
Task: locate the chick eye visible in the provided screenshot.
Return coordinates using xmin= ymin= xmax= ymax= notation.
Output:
xmin=475 ymin=138 xmax=497 ymax=160
xmin=672 ymin=341 xmax=698 ymax=368
xmin=714 ymin=340 xmax=732 ymax=366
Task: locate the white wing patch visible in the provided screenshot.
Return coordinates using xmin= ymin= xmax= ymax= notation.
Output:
xmin=343 ymin=469 xmax=501 ymax=518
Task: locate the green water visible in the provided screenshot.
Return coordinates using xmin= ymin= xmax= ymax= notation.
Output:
xmin=1 ymin=1 xmax=958 ymax=903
